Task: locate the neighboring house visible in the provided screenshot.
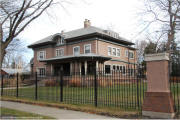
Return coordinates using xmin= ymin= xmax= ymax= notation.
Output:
xmin=28 ymin=19 xmax=137 ymax=76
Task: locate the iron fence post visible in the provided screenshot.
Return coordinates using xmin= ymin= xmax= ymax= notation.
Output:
xmin=94 ymin=68 xmax=97 ymax=107
xmin=1 ymin=75 xmax=3 ymax=96
xmin=35 ymin=72 xmax=38 ymax=100
xmin=16 ymin=73 xmax=19 ymax=98
xmin=60 ymin=70 xmax=63 ymax=102
xmin=137 ymin=70 xmax=140 ymax=109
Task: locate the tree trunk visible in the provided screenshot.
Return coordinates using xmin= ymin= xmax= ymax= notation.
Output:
xmin=0 ymin=23 xmax=3 ymax=69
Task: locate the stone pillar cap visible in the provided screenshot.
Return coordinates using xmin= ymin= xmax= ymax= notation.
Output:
xmin=145 ymin=53 xmax=169 ymax=62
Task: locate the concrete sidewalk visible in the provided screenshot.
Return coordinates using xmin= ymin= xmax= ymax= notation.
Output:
xmin=1 ymin=101 xmax=116 ymax=119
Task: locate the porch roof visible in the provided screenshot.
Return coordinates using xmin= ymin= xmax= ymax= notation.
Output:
xmin=40 ymin=54 xmax=111 ymax=62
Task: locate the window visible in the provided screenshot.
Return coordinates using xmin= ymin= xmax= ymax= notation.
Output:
xmin=108 ymin=46 xmax=120 ymax=57
xmin=56 ymin=49 xmax=64 ymax=57
xmin=112 ymin=48 xmax=116 ymax=56
xmin=120 ymin=66 xmax=126 ymax=74
xmin=73 ymin=46 xmax=80 ymax=55
xmin=117 ymin=66 xmax=120 ymax=70
xmin=117 ymin=49 xmax=120 ymax=57
xmin=37 ymin=68 xmax=46 ymax=77
xmin=84 ymin=44 xmax=91 ymax=54
xmin=105 ymin=65 xmax=111 ymax=74
xmin=125 ymin=50 xmax=128 ymax=57
xmin=113 ymin=65 xmax=116 ymax=70
xmin=129 ymin=51 xmax=134 ymax=59
xmin=37 ymin=51 xmax=46 ymax=60
xmin=57 ymin=37 xmax=64 ymax=45
xmin=108 ymin=47 xmax=111 ymax=55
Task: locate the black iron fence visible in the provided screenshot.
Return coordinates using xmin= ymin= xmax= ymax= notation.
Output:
xmin=170 ymin=52 xmax=180 ymax=114
xmin=1 ymin=64 xmax=147 ymax=112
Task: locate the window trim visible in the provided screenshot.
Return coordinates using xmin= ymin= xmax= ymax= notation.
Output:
xmin=108 ymin=46 xmax=120 ymax=57
xmin=84 ymin=44 xmax=91 ymax=54
xmin=117 ymin=48 xmax=121 ymax=57
xmin=55 ymin=48 xmax=64 ymax=57
xmin=108 ymin=46 xmax=112 ymax=56
xmin=129 ymin=51 xmax=134 ymax=59
xmin=37 ymin=51 xmax=46 ymax=60
xmin=73 ymin=46 xmax=80 ymax=55
xmin=104 ymin=64 xmax=111 ymax=75
xmin=36 ymin=67 xmax=46 ymax=77
xmin=125 ymin=50 xmax=129 ymax=58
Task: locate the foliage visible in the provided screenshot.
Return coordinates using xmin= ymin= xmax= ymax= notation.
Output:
xmin=45 ymin=80 xmax=58 ymax=87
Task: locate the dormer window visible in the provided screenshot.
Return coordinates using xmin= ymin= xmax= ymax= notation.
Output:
xmin=56 ymin=36 xmax=65 ymax=45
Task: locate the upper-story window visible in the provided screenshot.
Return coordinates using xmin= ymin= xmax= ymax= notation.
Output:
xmin=56 ymin=48 xmax=64 ymax=57
xmin=125 ymin=50 xmax=129 ymax=57
xmin=129 ymin=51 xmax=134 ymax=59
xmin=112 ymin=48 xmax=116 ymax=56
xmin=84 ymin=44 xmax=91 ymax=54
xmin=57 ymin=37 xmax=65 ymax=45
xmin=117 ymin=48 xmax=120 ymax=57
xmin=73 ymin=46 xmax=80 ymax=55
xmin=108 ymin=46 xmax=120 ymax=57
xmin=37 ymin=51 xmax=46 ymax=60
xmin=108 ymin=47 xmax=112 ymax=56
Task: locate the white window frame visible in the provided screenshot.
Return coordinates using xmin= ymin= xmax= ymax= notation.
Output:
xmin=36 ymin=67 xmax=46 ymax=77
xmin=119 ymin=65 xmax=126 ymax=75
xmin=56 ymin=48 xmax=64 ymax=57
xmin=129 ymin=51 xmax=134 ymax=59
xmin=117 ymin=48 xmax=120 ymax=57
xmin=57 ymin=37 xmax=65 ymax=45
xmin=108 ymin=46 xmax=112 ymax=56
xmin=84 ymin=44 xmax=91 ymax=54
xmin=125 ymin=50 xmax=128 ymax=58
xmin=112 ymin=47 xmax=116 ymax=56
xmin=112 ymin=64 xmax=116 ymax=71
xmin=108 ymin=46 xmax=121 ymax=57
xmin=104 ymin=64 xmax=112 ymax=75
xmin=73 ymin=46 xmax=80 ymax=56
xmin=37 ymin=51 xmax=46 ymax=60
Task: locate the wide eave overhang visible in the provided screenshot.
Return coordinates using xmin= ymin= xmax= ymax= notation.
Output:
xmin=40 ymin=54 xmax=112 ymax=63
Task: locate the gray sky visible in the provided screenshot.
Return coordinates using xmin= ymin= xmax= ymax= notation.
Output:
xmin=18 ymin=0 xmax=144 ymax=60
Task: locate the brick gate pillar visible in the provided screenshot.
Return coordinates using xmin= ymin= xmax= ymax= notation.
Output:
xmin=142 ymin=53 xmax=175 ymax=118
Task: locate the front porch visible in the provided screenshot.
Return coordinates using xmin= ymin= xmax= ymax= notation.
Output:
xmin=41 ymin=54 xmax=111 ymax=76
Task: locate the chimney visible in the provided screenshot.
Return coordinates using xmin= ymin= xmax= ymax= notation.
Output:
xmin=84 ymin=19 xmax=91 ymax=28
xmin=61 ymin=30 xmax=64 ymax=35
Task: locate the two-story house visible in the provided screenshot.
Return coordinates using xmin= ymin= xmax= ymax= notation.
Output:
xmin=28 ymin=19 xmax=137 ymax=76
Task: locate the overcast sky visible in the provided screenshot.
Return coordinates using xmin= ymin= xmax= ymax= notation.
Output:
xmin=18 ymin=0 xmax=144 ymax=61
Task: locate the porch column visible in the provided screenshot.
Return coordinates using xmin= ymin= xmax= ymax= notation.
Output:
xmin=70 ymin=62 xmax=73 ymax=75
xmin=79 ymin=62 xmax=82 ymax=75
xmin=96 ymin=61 xmax=99 ymax=71
xmin=51 ymin=64 xmax=53 ymax=75
xmin=142 ymin=53 xmax=175 ymax=118
xmin=75 ymin=61 xmax=77 ymax=73
xmin=84 ymin=61 xmax=87 ymax=75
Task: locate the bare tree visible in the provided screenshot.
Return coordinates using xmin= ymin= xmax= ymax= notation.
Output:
xmin=140 ymin=0 xmax=180 ymax=53
xmin=0 ymin=0 xmax=56 ymax=69
xmin=2 ymin=39 xmax=28 ymax=68
xmin=135 ymin=39 xmax=148 ymax=63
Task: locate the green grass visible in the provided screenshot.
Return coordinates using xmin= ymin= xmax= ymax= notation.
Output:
xmin=0 ymin=107 xmax=54 ymax=119
xmin=3 ymin=82 xmax=180 ymax=111
xmin=3 ymin=82 xmax=147 ymax=111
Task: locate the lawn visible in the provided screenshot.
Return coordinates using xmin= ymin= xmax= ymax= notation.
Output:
xmin=0 ymin=107 xmax=54 ymax=119
xmin=3 ymin=82 xmax=147 ymax=110
xmin=2 ymin=82 xmax=180 ymax=112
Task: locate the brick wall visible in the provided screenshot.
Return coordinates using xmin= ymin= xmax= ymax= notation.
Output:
xmin=33 ymin=39 xmax=137 ymax=73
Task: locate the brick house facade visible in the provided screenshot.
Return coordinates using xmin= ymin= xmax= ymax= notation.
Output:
xmin=28 ymin=19 xmax=137 ymax=76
